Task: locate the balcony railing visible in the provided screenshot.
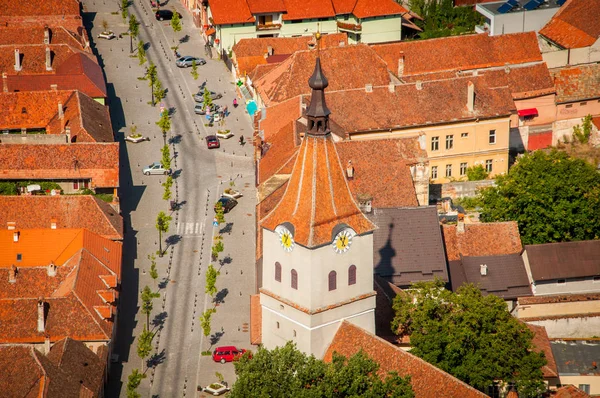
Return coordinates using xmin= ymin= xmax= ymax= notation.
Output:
xmin=256 ymin=23 xmax=282 ymax=31
xmin=337 ymin=21 xmax=362 ymax=32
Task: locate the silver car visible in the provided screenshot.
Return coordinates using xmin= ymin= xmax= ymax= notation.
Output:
xmin=193 ymin=90 xmax=223 ymax=102
xmin=176 ymin=56 xmax=206 ymax=68
xmin=143 ymin=162 xmax=171 ymax=175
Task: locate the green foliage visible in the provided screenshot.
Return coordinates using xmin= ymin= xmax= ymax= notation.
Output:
xmin=129 ymin=14 xmax=140 ymax=38
xmin=191 ymin=59 xmax=199 ymax=80
xmin=126 ymin=369 xmax=146 ymax=398
xmin=137 ymin=40 xmax=147 ymax=65
xmin=16 ymin=181 xmax=62 ymax=191
xmin=156 ymin=110 xmax=171 ymax=137
xmin=408 ymin=0 xmax=483 ymax=39
xmin=170 ymin=10 xmax=182 ymax=32
xmin=155 ymin=211 xmax=172 ymax=255
xmin=160 ymin=144 xmax=171 ymax=170
xmin=392 ymin=280 xmax=546 ymax=396
xmin=573 ymin=114 xmax=593 ymax=144
xmin=211 ymin=235 xmax=224 ymax=260
xmin=231 ymin=341 xmax=414 ymax=398
xmin=0 ymin=182 xmax=17 ymax=195
xmin=136 ymin=326 xmax=155 ymax=370
xmin=141 ymin=285 xmax=160 ymax=328
xmin=153 ymin=79 xmax=166 ymax=103
xmin=162 ymin=175 xmax=173 ymax=201
xmin=148 ymin=253 xmax=159 ymax=283
xmin=203 ymin=87 xmax=213 ymax=108
xmin=205 ymin=264 xmax=220 ymax=296
xmin=479 ymin=150 xmax=600 ymax=244
xmin=453 ymin=196 xmax=482 ymax=211
xmin=214 ymin=201 xmax=225 ymax=224
xmin=145 ymin=62 xmax=158 ymax=104
xmin=466 ymin=165 xmax=489 ymax=181
xmin=199 ymin=308 xmax=216 ymax=337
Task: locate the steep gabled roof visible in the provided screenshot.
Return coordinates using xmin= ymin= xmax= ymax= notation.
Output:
xmin=539 ymin=0 xmax=600 ymax=49
xmin=0 ymin=25 xmax=87 ymax=50
xmin=551 ymin=63 xmax=600 ymax=103
xmin=324 ymin=321 xmax=488 ymax=398
xmin=524 ymin=240 xmax=600 ymax=281
xmin=281 ymin=0 xmax=336 ymax=20
xmin=0 ymin=0 xmax=80 ymax=17
xmin=526 ymin=324 xmax=558 ymax=379
xmin=442 ymin=222 xmax=523 ymax=262
xmin=207 ymin=0 xmax=255 ymax=25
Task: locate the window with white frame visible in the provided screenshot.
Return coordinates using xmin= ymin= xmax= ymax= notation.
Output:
xmin=431 ymin=166 xmax=438 ymax=179
xmin=446 ymin=164 xmax=452 ymax=177
xmin=460 ymin=162 xmax=467 ymax=176
xmin=431 ymin=136 xmax=439 ymax=151
xmin=485 ymin=159 xmax=493 ymax=173
xmin=489 ymin=130 xmax=496 ymax=144
xmin=446 ymin=135 xmax=454 ymax=150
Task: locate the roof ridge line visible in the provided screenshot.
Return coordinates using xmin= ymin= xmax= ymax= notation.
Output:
xmin=69 ymin=289 xmax=111 ymax=340
xmin=90 ymin=196 xmax=120 ymax=238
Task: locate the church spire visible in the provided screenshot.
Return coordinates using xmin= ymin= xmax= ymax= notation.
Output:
xmin=306 ymin=33 xmax=331 ymax=135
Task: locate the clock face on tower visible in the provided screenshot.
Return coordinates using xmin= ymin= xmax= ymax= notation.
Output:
xmin=276 ymin=226 xmax=295 ymax=252
xmin=333 ymin=229 xmax=354 ymax=254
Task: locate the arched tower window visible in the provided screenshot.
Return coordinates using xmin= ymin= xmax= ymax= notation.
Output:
xmin=291 ymin=269 xmax=298 ymax=290
xmin=328 ymin=271 xmax=337 ymax=291
xmin=275 ymin=262 xmax=281 ymax=282
xmin=348 ymin=265 xmax=356 ymax=285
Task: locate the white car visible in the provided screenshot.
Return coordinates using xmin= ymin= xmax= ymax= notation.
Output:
xmin=125 ymin=135 xmax=150 ymax=143
xmin=143 ymin=162 xmax=171 ymax=175
xmin=216 ymin=131 xmax=234 ymax=139
xmin=98 ymin=31 xmax=115 ymax=40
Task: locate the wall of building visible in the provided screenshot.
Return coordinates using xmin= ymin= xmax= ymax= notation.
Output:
xmin=360 ymin=15 xmax=402 ymax=44
xmin=557 ymin=375 xmax=600 ymax=395
xmin=515 ymin=94 xmax=556 ymax=127
xmin=542 ymin=41 xmax=600 ymax=68
xmin=526 ymin=317 xmax=600 ymax=338
xmin=553 ymin=102 xmax=600 ymax=145
xmin=518 ymin=300 xmax=600 ymax=319
xmin=215 ymin=24 xmax=257 ymax=55
xmin=477 ymin=6 xmax=558 ymax=36
xmin=533 ymin=278 xmax=600 ymax=296
xmin=440 ymin=179 xmax=496 ymax=199
xmin=350 ymin=117 xmax=511 ymax=183
xmin=280 ymin=19 xmax=338 ymax=38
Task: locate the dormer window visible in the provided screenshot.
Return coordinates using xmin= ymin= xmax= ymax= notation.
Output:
xmin=21 ymin=107 xmax=27 ymax=114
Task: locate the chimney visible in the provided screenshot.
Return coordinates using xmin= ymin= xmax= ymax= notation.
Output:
xmin=2 ymin=72 xmax=7 ymax=93
xmin=50 ymin=218 xmax=57 ymax=229
xmin=44 ymin=334 xmax=51 ymax=354
xmin=267 ymin=46 xmax=273 ymax=56
xmin=13 ymin=231 xmax=19 ymax=242
xmin=346 ymin=160 xmax=354 ymax=179
xmin=65 ymin=126 xmax=71 ymax=143
xmin=58 ymin=103 xmax=63 ymax=119
xmin=480 ymin=264 xmax=488 ymax=276
xmin=44 ymin=26 xmax=50 ymax=44
xmin=416 ymin=81 xmax=423 ymax=90
xmin=45 ymin=47 xmax=52 ymax=71
xmin=388 ymin=83 xmax=395 ymax=93
xmin=397 ymin=52 xmax=405 ymax=77
xmin=467 ymin=81 xmax=475 ymax=112
xmin=14 ymin=49 xmax=21 ymax=71
xmin=7 ymin=221 xmax=16 ymax=230
xmin=457 ymin=213 xmax=465 ymax=234
xmin=365 ymin=84 xmax=373 ymax=93
xmin=50 ymin=84 xmax=57 ymax=91
xmin=37 ymin=299 xmax=46 ymax=333
xmin=9 ymin=265 xmax=16 ymax=283
xmin=47 ymin=262 xmax=57 ymax=277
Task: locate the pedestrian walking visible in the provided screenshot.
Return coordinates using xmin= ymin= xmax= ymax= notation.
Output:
xmin=233 ymin=98 xmax=238 ymax=108
xmin=223 ymin=105 xmax=229 ymax=117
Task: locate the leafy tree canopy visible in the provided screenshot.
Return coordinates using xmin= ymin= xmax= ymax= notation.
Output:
xmin=479 ymin=149 xmax=600 ymax=244
xmin=466 ymin=165 xmax=489 ymax=181
xmin=392 ymin=280 xmax=546 ymax=397
xmin=406 ymin=0 xmax=483 ymax=39
xmin=231 ymin=341 xmax=414 ymax=398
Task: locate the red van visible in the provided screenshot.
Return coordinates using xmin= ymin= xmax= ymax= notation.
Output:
xmin=212 ymin=346 xmax=248 ymax=364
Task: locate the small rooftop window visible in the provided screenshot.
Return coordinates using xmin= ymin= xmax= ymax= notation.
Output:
xmin=16 ymin=253 xmax=22 ymax=261
xmin=21 ymin=107 xmax=27 ymax=114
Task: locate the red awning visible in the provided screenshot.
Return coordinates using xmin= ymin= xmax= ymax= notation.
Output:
xmin=205 ymin=27 xmax=216 ymax=36
xmin=518 ymin=108 xmax=538 ymax=117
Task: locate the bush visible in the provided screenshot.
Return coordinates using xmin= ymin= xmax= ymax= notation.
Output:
xmin=466 ymin=165 xmax=489 ymax=181
xmin=0 ymin=182 xmax=17 ymax=195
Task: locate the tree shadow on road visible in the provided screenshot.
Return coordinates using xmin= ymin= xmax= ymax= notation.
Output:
xmin=165 ymin=234 xmax=182 ymax=251
xmin=147 ymin=349 xmax=166 ymax=369
xmin=219 ymin=222 xmax=233 ymax=235
xmin=210 ymin=331 xmax=225 ymax=346
xmin=214 ymin=288 xmax=228 ymax=305
xmin=158 ymin=277 xmax=169 ymax=290
xmin=219 ymin=256 xmax=232 ymax=267
xmin=151 ymin=311 xmax=168 ymax=330
xmin=168 ymin=134 xmax=182 ymax=145
xmin=171 ymin=169 xmax=182 ymax=179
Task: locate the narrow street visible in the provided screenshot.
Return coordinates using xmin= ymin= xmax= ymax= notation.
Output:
xmin=81 ymin=0 xmax=256 ymax=396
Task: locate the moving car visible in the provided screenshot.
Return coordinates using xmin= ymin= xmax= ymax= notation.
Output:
xmin=205 ymin=135 xmax=220 ymax=149
xmin=143 ymin=162 xmax=171 ymax=175
xmin=155 ymin=10 xmax=181 ymax=21
xmin=214 ymin=197 xmax=237 ymax=213
xmin=212 ymin=346 xmax=248 ymax=364
xmin=176 ymin=56 xmax=206 ymax=68
xmin=193 ymin=90 xmax=223 ymax=102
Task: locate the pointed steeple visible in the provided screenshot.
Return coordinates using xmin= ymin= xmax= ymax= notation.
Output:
xmin=306 ymin=57 xmax=331 ymax=135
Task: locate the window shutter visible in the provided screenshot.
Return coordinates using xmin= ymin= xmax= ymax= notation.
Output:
xmin=348 ymin=265 xmax=356 ymax=285
xmin=328 ymin=271 xmax=337 ymax=291
xmin=275 ymin=262 xmax=281 ymax=282
xmin=291 ymin=269 xmax=298 ymax=290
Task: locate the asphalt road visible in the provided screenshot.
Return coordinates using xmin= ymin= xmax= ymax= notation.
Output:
xmin=81 ymin=0 xmax=256 ymax=396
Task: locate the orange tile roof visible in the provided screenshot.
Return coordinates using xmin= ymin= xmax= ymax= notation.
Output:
xmin=0 ymin=143 xmax=119 ymax=188
xmin=207 ymin=0 xmax=255 ymax=25
xmin=0 ymin=0 xmax=80 ymax=17
xmin=526 ymin=324 xmax=558 ymax=378
xmin=0 ymin=25 xmax=87 ymax=51
xmin=281 ymin=0 xmax=336 ymax=20
xmin=254 ymin=44 xmax=391 ymax=106
xmin=0 ymin=229 xmax=82 ymax=267
xmin=261 ymin=133 xmax=375 ymax=248
xmin=324 ymin=78 xmax=515 ymax=134
xmin=539 ymin=0 xmax=600 ymax=49
xmin=551 ymin=63 xmax=600 ymax=103
xmin=259 ymin=95 xmax=303 ymax=141
xmin=351 ymin=0 xmax=407 ymax=18
xmin=324 ymin=321 xmax=488 ymax=397
xmin=371 ymin=32 xmax=542 ymax=78
xmin=246 ymin=0 xmax=286 ymax=13
xmin=553 ymin=384 xmax=592 ymax=398
xmin=258 ymin=121 xmax=298 ymax=184
xmin=331 ymin=0 xmax=357 ymax=14
xmin=442 ymin=222 xmax=523 ymax=262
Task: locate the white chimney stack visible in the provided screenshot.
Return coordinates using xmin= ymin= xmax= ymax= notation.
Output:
xmin=457 ymin=214 xmax=465 ymax=233
xmin=58 ymin=103 xmax=63 ymax=119
xmin=50 ymin=218 xmax=57 ymax=229
xmin=397 ymin=52 xmax=405 ymax=77
xmin=45 ymin=47 xmax=52 ymax=71
xmin=7 ymin=221 xmax=16 ymax=230
xmin=346 ymin=160 xmax=354 ymax=179
xmin=47 ymin=262 xmax=57 ymax=277
xmin=13 ymin=231 xmax=19 ymax=242
xmin=44 ymin=26 xmax=50 ymax=44
xmin=467 ymin=81 xmax=475 ymax=112
xmin=14 ymin=49 xmax=21 ymax=71
xmin=9 ymin=265 xmax=17 ymax=283
xmin=388 ymin=83 xmax=395 ymax=93
xmin=37 ymin=299 xmax=46 ymax=333
xmin=480 ymin=264 xmax=488 ymax=276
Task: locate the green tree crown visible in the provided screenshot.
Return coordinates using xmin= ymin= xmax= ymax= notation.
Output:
xmin=156 ymin=111 xmax=171 ymax=136
xmin=170 ymin=11 xmax=182 ymax=32
xmin=156 ymin=211 xmax=172 ymax=234
xmin=466 ymin=165 xmax=489 ymax=181
xmin=205 ymin=264 xmax=220 ymax=296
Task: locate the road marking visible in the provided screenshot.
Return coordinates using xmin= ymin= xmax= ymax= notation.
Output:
xmin=178 ymin=221 xmax=204 ymax=236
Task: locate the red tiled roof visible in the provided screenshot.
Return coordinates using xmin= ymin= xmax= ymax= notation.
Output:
xmin=0 ymin=0 xmax=80 ymax=17
xmin=324 ymin=321 xmax=488 ymax=397
xmin=0 ymin=25 xmax=87 ymax=51
xmin=371 ymin=32 xmax=542 ymax=77
xmin=254 ymin=44 xmax=391 ymax=106
xmin=351 ymin=0 xmax=407 ymax=18
xmin=442 ymin=222 xmax=523 ymax=262
xmin=551 ymin=63 xmax=600 ymax=103
xmin=539 ymin=0 xmax=600 ymax=49
xmin=258 ymin=121 xmax=298 ymax=184
xmin=0 ymin=143 xmax=119 ymax=188
xmin=553 ymin=384 xmax=592 ymax=398
xmin=281 ymin=0 xmax=336 ymax=20
xmin=526 ymin=324 xmax=558 ymax=378
xmin=331 ymin=0 xmax=357 ymax=14
xmin=207 ymin=0 xmax=255 ymax=25
xmin=261 ymin=133 xmax=375 ymax=248
xmin=247 ymin=0 xmax=286 ymax=13
xmin=325 ymin=78 xmax=515 ymax=134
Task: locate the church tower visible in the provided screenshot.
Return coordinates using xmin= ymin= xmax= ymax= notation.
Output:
xmin=259 ymin=52 xmax=377 ymax=358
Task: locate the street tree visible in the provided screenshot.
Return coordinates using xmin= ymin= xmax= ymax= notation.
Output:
xmin=153 ymin=79 xmax=166 ymax=106
xmin=120 ymin=0 xmax=129 ymax=21
xmin=144 ymin=62 xmax=158 ymax=106
xmin=162 ymin=175 xmax=173 ymax=201
xmin=205 ymin=264 xmax=220 ymax=296
xmin=191 ymin=59 xmax=199 ymax=80
xmin=137 ymin=327 xmax=155 ymax=372
xmin=479 ymin=149 xmax=600 ymax=245
xmin=160 ymin=144 xmax=171 ymax=170
xmin=214 ymin=201 xmax=225 ymax=225
xmin=155 ymin=211 xmax=172 ymax=257
xmin=137 ymin=40 xmax=147 ymax=65
xmin=101 ymin=20 xmax=110 ymax=33
xmin=156 ymin=110 xmax=171 ymax=146
xmin=200 ymin=308 xmax=216 ymax=337
xmin=231 ymin=341 xmax=414 ymax=398
xmin=126 ymin=369 xmax=146 ymax=398
xmin=203 ymin=87 xmax=213 ymax=110
xmin=170 ymin=10 xmax=182 ymax=34
xmin=128 ymin=14 xmax=140 ymax=54
xmin=148 ymin=253 xmax=158 ymax=286
xmin=141 ymin=286 xmax=160 ymax=328
xmin=211 ymin=235 xmax=224 ymax=261
xmin=572 ymin=114 xmax=593 ymax=144
xmin=392 ymin=280 xmax=546 ymax=396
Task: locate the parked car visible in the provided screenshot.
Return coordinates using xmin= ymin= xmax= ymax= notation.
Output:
xmin=194 ymin=90 xmax=223 ymax=102
xmin=205 ymin=135 xmax=220 ymax=149
xmin=194 ymin=103 xmax=221 ymax=115
xmin=212 ymin=346 xmax=248 ymax=364
xmin=176 ymin=56 xmax=206 ymax=68
xmin=214 ymin=197 xmax=237 ymax=214
xmin=216 ymin=130 xmax=234 ymax=139
xmin=155 ymin=10 xmax=181 ymax=21
xmin=97 ymin=31 xmax=115 ymax=40
xmin=143 ymin=162 xmax=171 ymax=175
